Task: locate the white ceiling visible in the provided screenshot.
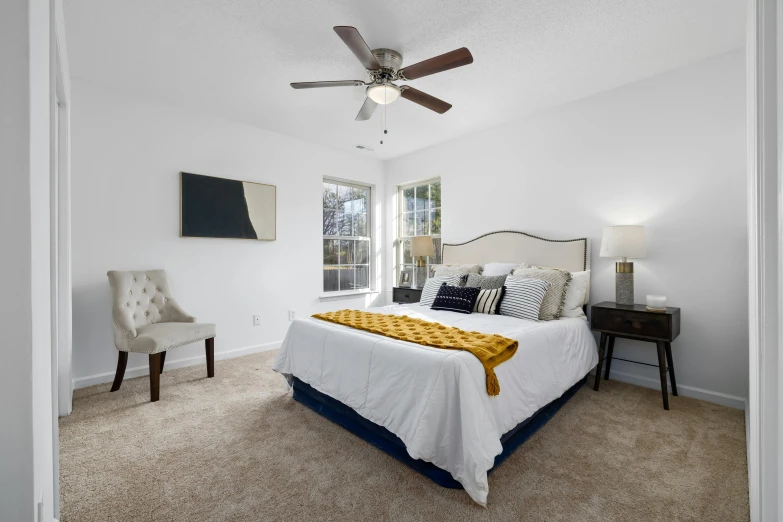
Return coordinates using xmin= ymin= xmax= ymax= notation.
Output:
xmin=63 ymin=0 xmax=745 ymax=160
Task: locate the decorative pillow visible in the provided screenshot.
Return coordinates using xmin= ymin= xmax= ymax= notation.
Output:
xmin=430 ymin=264 xmax=483 ymax=279
xmin=482 ymin=262 xmax=523 ymax=277
xmin=561 ymin=270 xmax=590 ymax=319
xmin=499 ymin=276 xmax=551 ymax=321
xmin=419 ymin=275 xmax=462 ymax=307
xmin=511 ymin=266 xmax=572 ymax=321
xmin=430 ymin=285 xmax=481 ymax=314
xmin=473 ymin=287 xmax=505 ymax=315
xmin=465 ymin=273 xmax=507 ymax=289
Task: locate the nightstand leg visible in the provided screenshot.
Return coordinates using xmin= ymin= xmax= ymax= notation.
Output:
xmin=665 ymin=342 xmax=678 ymax=396
xmin=604 ymin=336 xmax=615 ymax=380
xmin=594 ymin=333 xmax=607 ymax=391
xmin=656 ymin=341 xmax=670 ymax=410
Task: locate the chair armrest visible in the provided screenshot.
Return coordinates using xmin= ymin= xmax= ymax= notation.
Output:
xmin=165 ymin=299 xmax=197 ymax=323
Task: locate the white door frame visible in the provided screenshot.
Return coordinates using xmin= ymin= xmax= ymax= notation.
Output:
xmin=53 ymin=0 xmax=72 ymax=419
xmin=746 ymin=0 xmax=782 ymax=521
xmin=50 ymin=0 xmax=71 ymax=519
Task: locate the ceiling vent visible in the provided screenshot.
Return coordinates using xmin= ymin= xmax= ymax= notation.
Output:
xmin=355 ymin=144 xmax=374 ymax=152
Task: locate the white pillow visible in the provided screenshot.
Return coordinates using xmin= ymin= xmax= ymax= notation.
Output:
xmin=431 ymin=264 xmax=482 ymax=278
xmin=561 ymin=270 xmax=591 ymax=319
xmin=482 ymin=262 xmax=523 ymax=277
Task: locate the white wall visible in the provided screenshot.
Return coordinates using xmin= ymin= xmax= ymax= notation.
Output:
xmin=0 ymin=0 xmax=56 ymax=520
xmin=71 ymin=81 xmax=386 ymax=387
xmin=385 ymin=51 xmax=748 ymax=407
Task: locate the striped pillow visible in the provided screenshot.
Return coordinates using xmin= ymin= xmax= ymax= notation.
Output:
xmin=499 ymin=276 xmax=551 ymax=321
xmin=473 ymin=287 xmax=505 ymax=315
xmin=419 ymin=275 xmax=462 ymax=306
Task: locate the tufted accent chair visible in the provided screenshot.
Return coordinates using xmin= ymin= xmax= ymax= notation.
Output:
xmin=107 ymin=270 xmax=216 ymax=402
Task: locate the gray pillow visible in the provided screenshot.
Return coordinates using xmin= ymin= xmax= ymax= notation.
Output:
xmin=511 ymin=267 xmax=572 ymax=321
xmin=465 ymin=274 xmax=507 ymax=289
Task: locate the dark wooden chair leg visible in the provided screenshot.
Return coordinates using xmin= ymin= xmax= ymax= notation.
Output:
xmin=656 ymin=341 xmax=669 ymax=410
xmin=149 ymin=353 xmax=162 ymax=402
xmin=594 ymin=333 xmax=607 ymax=391
xmin=205 ymin=337 xmax=215 ymax=378
xmin=603 ymin=336 xmax=615 ymax=380
xmin=160 ymin=351 xmax=166 ymax=374
xmin=665 ymin=342 xmax=678 ymax=396
xmin=110 ymin=352 xmax=128 ymax=392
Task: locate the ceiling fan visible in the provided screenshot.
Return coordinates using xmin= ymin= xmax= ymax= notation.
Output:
xmin=291 ymin=26 xmax=473 ymax=121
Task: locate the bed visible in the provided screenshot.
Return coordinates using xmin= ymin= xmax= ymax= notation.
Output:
xmin=273 ymin=231 xmax=598 ymax=506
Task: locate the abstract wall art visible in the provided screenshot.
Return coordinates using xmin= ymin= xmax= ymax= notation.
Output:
xmin=180 ymin=172 xmax=276 ymax=241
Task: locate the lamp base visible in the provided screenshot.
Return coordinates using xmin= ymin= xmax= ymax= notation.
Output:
xmin=615 ymin=262 xmax=634 ymax=305
xmin=414 ymin=257 xmax=426 ymax=268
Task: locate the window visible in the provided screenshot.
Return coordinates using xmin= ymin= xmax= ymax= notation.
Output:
xmin=323 ymin=179 xmax=372 ymax=293
xmin=397 ymin=178 xmax=441 ymax=288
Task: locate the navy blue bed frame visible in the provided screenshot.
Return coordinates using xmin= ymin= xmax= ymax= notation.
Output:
xmin=292 ymin=375 xmax=587 ymax=489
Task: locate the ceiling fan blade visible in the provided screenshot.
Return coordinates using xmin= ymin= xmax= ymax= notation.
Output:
xmin=400 ymin=87 xmax=452 ymax=114
xmin=399 ymin=47 xmax=473 ymax=80
xmin=334 ymin=26 xmax=381 ymax=70
xmin=291 ymin=80 xmax=365 ymax=89
xmin=355 ymin=98 xmax=378 ymax=121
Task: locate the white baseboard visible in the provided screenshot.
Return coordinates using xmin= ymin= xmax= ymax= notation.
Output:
xmin=72 ymin=341 xmax=281 ymax=390
xmin=598 ymin=368 xmax=747 ymax=410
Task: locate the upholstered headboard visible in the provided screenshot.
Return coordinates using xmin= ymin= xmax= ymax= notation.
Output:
xmin=441 ymin=231 xmax=589 ymax=273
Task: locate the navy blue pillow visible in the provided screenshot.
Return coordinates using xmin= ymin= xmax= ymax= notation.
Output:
xmin=430 ymin=285 xmax=481 ymax=314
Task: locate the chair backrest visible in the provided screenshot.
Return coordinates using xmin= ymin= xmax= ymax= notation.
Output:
xmin=107 ymin=270 xmax=175 ymax=331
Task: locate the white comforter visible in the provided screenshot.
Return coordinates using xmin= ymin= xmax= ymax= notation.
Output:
xmin=272 ymin=304 xmax=598 ymax=506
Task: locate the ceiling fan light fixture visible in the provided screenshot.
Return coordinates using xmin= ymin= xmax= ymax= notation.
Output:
xmin=366 ymin=83 xmax=401 ymax=105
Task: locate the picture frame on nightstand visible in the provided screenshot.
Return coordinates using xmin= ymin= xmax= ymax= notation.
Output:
xmin=398 ymin=268 xmax=412 ymax=288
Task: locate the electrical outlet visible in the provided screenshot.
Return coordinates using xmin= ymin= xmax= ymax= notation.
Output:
xmin=253 ymin=315 xmax=260 ymax=326
xmin=288 ymin=310 xmax=296 ymax=321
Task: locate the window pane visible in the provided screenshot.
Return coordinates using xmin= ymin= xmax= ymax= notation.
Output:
xmin=403 ymin=187 xmax=415 ymax=212
xmin=323 ymin=267 xmax=339 ymax=292
xmin=430 ymin=208 xmax=441 ymax=235
xmin=323 ymin=239 xmax=338 ymax=264
xmin=415 ymin=210 xmax=429 ymax=235
xmin=323 ymin=183 xmax=338 ymax=210
xmin=432 ymin=237 xmax=442 ymax=264
xmin=356 ymin=240 xmax=369 ymax=264
xmin=354 ymin=212 xmax=367 ymax=237
xmin=340 ymin=240 xmax=355 ymax=264
xmin=355 ymin=266 xmax=369 ymax=289
xmin=338 ymin=184 xmax=353 ymax=205
xmin=415 ymin=185 xmax=429 ymax=211
xmin=323 ymin=209 xmax=337 ymax=235
xmin=338 ymin=211 xmax=352 ymax=236
xmin=339 ymin=266 xmax=355 ymax=290
xmin=429 ymin=181 xmax=441 ymax=209
xmin=403 ymin=212 xmax=415 ymax=237
xmin=402 ymin=239 xmax=412 ymax=264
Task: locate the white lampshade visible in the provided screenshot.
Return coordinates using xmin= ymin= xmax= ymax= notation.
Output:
xmin=411 ymin=235 xmax=435 ymax=257
xmin=600 ymin=226 xmax=647 ymax=259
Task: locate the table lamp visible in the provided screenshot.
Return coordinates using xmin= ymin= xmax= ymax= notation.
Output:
xmin=411 ymin=235 xmax=435 ymax=268
xmin=600 ymin=225 xmax=646 ymax=305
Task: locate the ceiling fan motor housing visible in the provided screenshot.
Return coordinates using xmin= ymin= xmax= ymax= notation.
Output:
xmin=371 ymin=48 xmax=403 ymax=71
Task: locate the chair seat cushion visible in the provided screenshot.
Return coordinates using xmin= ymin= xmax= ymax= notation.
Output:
xmin=129 ymin=322 xmax=216 ymax=354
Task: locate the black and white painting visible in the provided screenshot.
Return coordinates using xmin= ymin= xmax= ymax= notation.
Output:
xmin=180 ymin=172 xmax=276 ymax=241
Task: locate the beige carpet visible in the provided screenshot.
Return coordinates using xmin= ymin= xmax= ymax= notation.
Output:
xmin=60 ymin=350 xmax=749 ymax=522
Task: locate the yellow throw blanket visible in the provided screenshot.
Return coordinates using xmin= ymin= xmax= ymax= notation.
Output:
xmin=311 ymin=309 xmax=518 ymax=396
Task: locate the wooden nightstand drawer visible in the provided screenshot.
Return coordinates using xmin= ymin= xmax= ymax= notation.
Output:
xmin=393 ymin=287 xmax=422 ymax=304
xmin=592 ymin=307 xmax=670 ymax=339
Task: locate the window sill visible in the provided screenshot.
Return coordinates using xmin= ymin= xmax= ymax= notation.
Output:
xmin=319 ymin=289 xmax=380 ymax=302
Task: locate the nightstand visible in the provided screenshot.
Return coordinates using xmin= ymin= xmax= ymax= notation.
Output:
xmin=392 ymin=287 xmax=422 ymax=304
xmin=591 ymin=301 xmax=681 ymax=410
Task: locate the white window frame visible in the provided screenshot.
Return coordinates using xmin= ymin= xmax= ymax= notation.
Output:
xmin=321 ymin=177 xmax=375 ymax=298
xmin=396 ymin=177 xmax=442 ymax=289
